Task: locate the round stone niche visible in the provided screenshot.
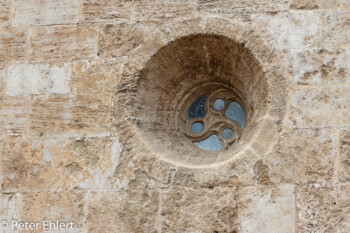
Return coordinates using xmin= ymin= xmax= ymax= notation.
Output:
xmin=129 ymin=34 xmax=271 ymax=166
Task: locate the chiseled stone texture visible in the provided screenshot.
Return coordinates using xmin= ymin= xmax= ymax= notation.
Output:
xmin=98 ymin=23 xmax=146 ymax=58
xmin=290 ymin=0 xmax=340 ymax=9
xmin=87 ymin=189 xmax=159 ymax=232
xmin=344 ymin=0 xmax=350 ymax=7
xmin=238 ymin=185 xmax=295 ymax=233
xmin=69 ymin=58 xmax=125 ymax=94
xmin=0 ymin=97 xmax=28 ymax=139
xmin=29 ymin=94 xmax=112 ymax=139
xmin=133 ymin=0 xmax=197 ymax=21
xmin=0 ymin=0 xmax=10 ymax=28
xmin=1 ymin=1 xmax=350 ymax=232
xmin=7 ymin=63 xmax=71 ymax=96
xmin=1 ymin=137 xmax=122 ymax=192
xmin=81 ymin=0 xmax=134 ymax=23
xmin=282 ymin=48 xmax=350 ymax=85
xmin=0 ymin=68 xmax=5 ymax=94
xmin=287 ymin=87 xmax=350 ymax=128
xmin=20 ymin=191 xmax=86 ymax=229
xmin=81 ymin=0 xmax=196 ymax=23
xmin=199 ymin=0 xmax=290 ymax=14
xmin=266 ymin=129 xmax=335 ymax=183
xmin=251 ymin=11 xmax=321 ymax=50
xmin=13 ymin=0 xmax=79 ymax=26
xmin=323 ymin=10 xmax=350 ymax=47
xmin=161 ymin=187 xmax=238 ymax=232
xmin=339 ymin=129 xmax=350 ymax=183
xmin=296 ymin=183 xmax=350 ymax=233
xmin=29 ymin=25 xmax=98 ymax=62
xmin=0 ymin=27 xmax=27 ymax=65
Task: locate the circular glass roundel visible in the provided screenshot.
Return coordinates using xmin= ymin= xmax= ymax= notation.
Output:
xmin=180 ymin=87 xmax=245 ymax=152
xmin=213 ymin=98 xmax=225 ymax=111
xmin=222 ymin=128 xmax=234 ymax=139
xmin=191 ymin=122 xmax=203 ymax=133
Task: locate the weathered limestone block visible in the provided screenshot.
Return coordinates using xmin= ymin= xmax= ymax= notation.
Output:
xmin=13 ymin=0 xmax=79 ymax=26
xmin=1 ymin=137 xmax=122 ymax=192
xmin=161 ymin=187 xmax=238 ymax=232
xmin=199 ymin=0 xmax=290 ymax=14
xmin=0 ymin=97 xmax=28 ymax=139
xmin=29 ymin=26 xmax=97 ymax=62
xmin=296 ymin=183 xmax=350 ymax=233
xmin=251 ymin=11 xmax=321 ymax=50
xmin=0 ymin=193 xmax=22 ymax=220
xmin=20 ymin=191 xmax=86 ymax=230
xmin=69 ymin=58 xmax=125 ymax=94
xmin=0 ymin=68 xmax=5 ymax=94
xmin=66 ymin=137 xmax=122 ymax=190
xmin=335 ymin=184 xmax=350 ymax=232
xmin=2 ymin=138 xmax=62 ymax=192
xmin=98 ymin=23 xmax=146 ymax=58
xmin=290 ymin=0 xmax=340 ymax=9
xmin=339 ymin=129 xmax=350 ymax=183
xmin=344 ymin=0 xmax=350 ymax=7
xmin=287 ymin=87 xmax=350 ymax=128
xmin=323 ymin=10 xmax=350 ymax=47
xmin=87 ymin=189 xmax=159 ymax=232
xmin=238 ymin=184 xmax=295 ymax=233
xmin=81 ymin=0 xmax=134 ymax=23
xmin=29 ymin=94 xmax=112 ymax=139
xmin=0 ymin=27 xmax=27 ymax=64
xmin=171 ymin=148 xmax=259 ymax=188
xmin=133 ymin=0 xmax=197 ymax=21
xmin=266 ymin=129 xmax=335 ymax=183
xmin=7 ymin=63 xmax=71 ymax=97
xmin=0 ymin=0 xmax=10 ymax=28
xmin=81 ymin=0 xmax=196 ymax=23
xmin=282 ymin=48 xmax=350 ymax=85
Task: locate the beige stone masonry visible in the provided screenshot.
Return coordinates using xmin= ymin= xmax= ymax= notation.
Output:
xmin=1 ymin=0 xmax=350 ymax=232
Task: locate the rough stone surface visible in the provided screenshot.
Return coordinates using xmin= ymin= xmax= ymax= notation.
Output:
xmin=0 ymin=27 xmax=27 ymax=64
xmin=0 ymin=68 xmax=5 ymax=94
xmin=161 ymin=187 xmax=238 ymax=232
xmin=282 ymin=48 xmax=350 ymax=85
xmin=251 ymin=11 xmax=321 ymax=50
xmin=296 ymin=183 xmax=350 ymax=233
xmin=87 ymin=189 xmax=159 ymax=232
xmin=7 ymin=63 xmax=71 ymax=96
xmin=290 ymin=0 xmax=340 ymax=9
xmin=287 ymin=87 xmax=350 ymax=128
xmin=1 ymin=137 xmax=121 ymax=192
xmin=13 ymin=0 xmax=79 ymax=26
xmin=323 ymin=10 xmax=350 ymax=47
xmin=199 ymin=0 xmax=290 ymax=14
xmin=29 ymin=94 xmax=112 ymax=139
xmin=0 ymin=97 xmax=28 ymax=139
xmin=265 ymin=129 xmax=336 ymax=183
xmin=238 ymin=185 xmax=295 ymax=233
xmin=0 ymin=0 xmax=10 ymax=28
xmin=1 ymin=1 xmax=350 ymax=232
xmin=29 ymin=25 xmax=98 ymax=62
xmin=339 ymin=129 xmax=350 ymax=183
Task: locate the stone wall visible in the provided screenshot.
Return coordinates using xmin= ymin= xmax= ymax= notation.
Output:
xmin=1 ymin=0 xmax=350 ymax=232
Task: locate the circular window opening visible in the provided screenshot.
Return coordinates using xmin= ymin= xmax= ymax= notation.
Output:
xmin=129 ymin=34 xmax=269 ymax=166
xmin=179 ymin=86 xmax=245 ymax=152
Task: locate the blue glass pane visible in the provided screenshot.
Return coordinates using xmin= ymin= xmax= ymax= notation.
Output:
xmin=187 ymin=94 xmax=209 ymax=119
xmin=225 ymin=102 xmax=245 ymax=128
xmin=222 ymin=128 xmax=234 ymax=139
xmin=213 ymin=98 xmax=225 ymax=111
xmin=194 ymin=134 xmax=223 ymax=151
xmin=191 ymin=122 xmax=203 ymax=133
